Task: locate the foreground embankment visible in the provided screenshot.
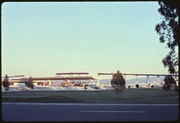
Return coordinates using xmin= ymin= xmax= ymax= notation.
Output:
xmin=2 ymin=88 xmax=178 ymax=104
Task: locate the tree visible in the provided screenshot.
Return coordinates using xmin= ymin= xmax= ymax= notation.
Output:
xmin=111 ymin=70 xmax=126 ymax=99
xmin=163 ymin=75 xmax=176 ymax=88
xmin=162 ymin=75 xmax=177 ymax=94
xmin=155 ymin=0 xmax=179 ymax=74
xmin=2 ymin=74 xmax=10 ymax=91
xmin=26 ymin=76 xmax=34 ymax=89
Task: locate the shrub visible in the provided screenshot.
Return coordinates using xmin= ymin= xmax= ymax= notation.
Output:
xmin=26 ymin=76 xmax=34 ymax=89
xmin=135 ymin=84 xmax=139 ymax=88
xmin=2 ymin=75 xmax=10 ymax=91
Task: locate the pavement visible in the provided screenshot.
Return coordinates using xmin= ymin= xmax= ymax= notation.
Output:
xmin=2 ymin=103 xmax=179 ymax=121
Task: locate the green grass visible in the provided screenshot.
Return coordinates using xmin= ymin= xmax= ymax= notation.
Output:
xmin=2 ymin=88 xmax=179 ymax=104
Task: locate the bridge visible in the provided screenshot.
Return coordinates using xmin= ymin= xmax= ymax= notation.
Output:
xmin=11 ymin=76 xmax=95 ymax=81
xmin=1 ymin=73 xmax=95 ymax=85
xmin=97 ymin=72 xmax=179 ymax=84
xmin=97 ymin=73 xmax=179 ymax=77
xmin=2 ymin=72 xmax=178 ymax=84
xmin=56 ymin=72 xmax=89 ymax=75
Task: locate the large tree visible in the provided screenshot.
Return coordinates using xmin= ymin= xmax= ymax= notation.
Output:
xmin=111 ymin=70 xmax=126 ymax=99
xmin=155 ymin=0 xmax=179 ymax=74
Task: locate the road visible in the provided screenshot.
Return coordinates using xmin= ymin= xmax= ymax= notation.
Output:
xmin=2 ymin=103 xmax=179 ymax=121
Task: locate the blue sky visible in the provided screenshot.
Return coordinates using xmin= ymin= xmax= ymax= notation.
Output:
xmin=2 ymin=2 xmax=170 ymax=79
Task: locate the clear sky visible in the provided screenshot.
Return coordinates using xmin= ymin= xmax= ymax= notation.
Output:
xmin=2 ymin=2 xmax=170 ymax=79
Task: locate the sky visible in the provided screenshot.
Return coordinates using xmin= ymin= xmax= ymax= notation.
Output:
xmin=1 ymin=2 xmax=171 ymax=79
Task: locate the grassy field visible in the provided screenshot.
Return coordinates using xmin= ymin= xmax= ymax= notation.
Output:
xmin=2 ymin=88 xmax=179 ymax=104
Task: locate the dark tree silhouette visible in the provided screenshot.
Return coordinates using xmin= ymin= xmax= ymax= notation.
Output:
xmin=163 ymin=75 xmax=176 ymax=87
xmin=111 ymin=70 xmax=126 ymax=99
xmin=2 ymin=74 xmax=10 ymax=91
xmin=26 ymin=76 xmax=34 ymax=89
xmin=135 ymin=84 xmax=139 ymax=88
xmin=128 ymin=85 xmax=131 ymax=89
xmin=155 ymin=0 xmax=179 ymax=74
xmin=162 ymin=75 xmax=177 ymax=93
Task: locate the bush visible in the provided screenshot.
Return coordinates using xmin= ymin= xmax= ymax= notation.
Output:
xmin=26 ymin=77 xmax=34 ymax=89
xmin=135 ymin=84 xmax=139 ymax=88
xmin=2 ymin=75 xmax=10 ymax=91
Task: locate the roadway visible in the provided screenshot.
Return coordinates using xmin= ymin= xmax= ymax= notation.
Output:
xmin=2 ymin=103 xmax=179 ymax=121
